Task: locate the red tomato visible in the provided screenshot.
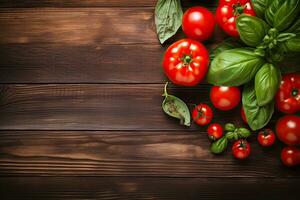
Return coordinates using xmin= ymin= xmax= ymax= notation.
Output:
xmin=232 ymin=140 xmax=250 ymax=159
xmin=163 ymin=39 xmax=209 ymax=86
xmin=207 ymin=123 xmax=223 ymax=141
xmin=182 ymin=7 xmax=215 ymax=41
xmin=276 ymin=115 xmax=300 ymax=146
xmin=210 ymin=86 xmax=241 ymax=111
xmin=192 ymin=104 xmax=213 ymax=126
xmin=275 ymin=72 xmax=300 ymax=114
xmin=281 ymin=146 xmax=300 ymax=167
xmin=241 ymin=107 xmax=248 ymax=124
xmin=216 ymin=0 xmax=256 ymax=37
xmin=258 ymin=129 xmax=276 ymax=147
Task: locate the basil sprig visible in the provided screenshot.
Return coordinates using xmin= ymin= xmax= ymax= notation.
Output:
xmin=210 ymin=123 xmax=251 ymax=154
xmin=155 ymin=0 xmax=183 ymax=44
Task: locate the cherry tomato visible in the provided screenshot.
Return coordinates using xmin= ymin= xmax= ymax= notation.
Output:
xmin=216 ymin=0 xmax=256 ymax=37
xmin=257 ymin=129 xmax=276 ymax=147
xmin=163 ymin=39 xmax=209 ymax=86
xmin=241 ymin=107 xmax=248 ymax=124
xmin=232 ymin=140 xmax=251 ymax=159
xmin=276 ymin=115 xmax=300 ymax=146
xmin=182 ymin=7 xmax=215 ymax=41
xmin=275 ymin=72 xmax=300 ymax=114
xmin=207 ymin=123 xmax=223 ymax=141
xmin=192 ymin=104 xmax=213 ymax=126
xmin=210 ymin=86 xmax=241 ymax=111
xmin=281 ymin=146 xmax=300 ymax=167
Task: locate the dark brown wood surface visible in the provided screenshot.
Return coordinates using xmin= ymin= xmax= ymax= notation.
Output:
xmin=0 ymin=0 xmax=299 ymax=199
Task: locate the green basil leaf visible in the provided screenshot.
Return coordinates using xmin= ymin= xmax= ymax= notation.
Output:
xmin=237 ymin=128 xmax=251 ymax=138
xmin=283 ymin=37 xmax=300 ymax=52
xmin=207 ymin=48 xmax=265 ymax=86
xmin=225 ymin=132 xmax=235 ymax=141
xmin=162 ymin=83 xmax=191 ymax=126
xmin=251 ymin=0 xmax=273 ymax=18
xmin=242 ymin=82 xmax=274 ymax=131
xmin=265 ymin=0 xmax=300 ymax=31
xmin=155 ymin=0 xmax=183 ymax=44
xmin=255 ymin=63 xmax=281 ymax=106
xmin=236 ymin=15 xmax=270 ymax=47
xmin=210 ymin=137 xmax=228 ymax=154
xmin=224 ymin=123 xmax=236 ymax=132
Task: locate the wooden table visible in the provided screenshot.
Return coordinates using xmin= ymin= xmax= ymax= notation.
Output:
xmin=0 ymin=0 xmax=299 ymax=199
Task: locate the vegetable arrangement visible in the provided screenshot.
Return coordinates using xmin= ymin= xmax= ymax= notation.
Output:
xmin=155 ymin=0 xmax=300 ymax=166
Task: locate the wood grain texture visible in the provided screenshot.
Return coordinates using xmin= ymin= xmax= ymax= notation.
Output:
xmin=0 ymin=0 xmax=216 ymax=8
xmin=0 ymin=84 xmax=260 ymax=130
xmin=0 ymin=44 xmax=167 ymax=83
xmin=0 ymin=130 xmax=297 ymax=177
xmin=1 ymin=177 xmax=299 ymax=200
xmin=0 ymin=8 xmax=227 ymax=83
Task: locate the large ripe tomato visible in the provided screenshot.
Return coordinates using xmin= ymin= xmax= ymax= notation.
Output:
xmin=192 ymin=104 xmax=213 ymax=126
xmin=216 ymin=0 xmax=256 ymax=37
xmin=232 ymin=139 xmax=250 ymax=160
xmin=275 ymin=72 xmax=300 ymax=114
xmin=210 ymin=86 xmax=241 ymax=111
xmin=207 ymin=123 xmax=223 ymax=141
xmin=281 ymin=146 xmax=300 ymax=167
xmin=163 ymin=39 xmax=209 ymax=86
xmin=182 ymin=7 xmax=215 ymax=41
xmin=257 ymin=129 xmax=276 ymax=147
xmin=276 ymin=115 xmax=300 ymax=146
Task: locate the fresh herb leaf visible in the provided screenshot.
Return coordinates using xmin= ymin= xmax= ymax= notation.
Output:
xmin=207 ymin=48 xmax=265 ymax=86
xmin=255 ymin=63 xmax=281 ymax=106
xmin=210 ymin=137 xmax=228 ymax=154
xmin=162 ymin=82 xmax=191 ymax=126
xmin=236 ymin=15 xmax=270 ymax=47
xmin=242 ymin=82 xmax=274 ymax=131
xmin=155 ymin=0 xmax=183 ymax=44
xmin=210 ymin=38 xmax=243 ymax=61
xmin=251 ymin=0 xmax=273 ymax=18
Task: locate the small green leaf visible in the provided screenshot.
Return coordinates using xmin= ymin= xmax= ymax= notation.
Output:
xmin=236 ymin=15 xmax=270 ymax=47
xmin=242 ymin=82 xmax=274 ymax=131
xmin=210 ymin=137 xmax=228 ymax=154
xmin=237 ymin=128 xmax=251 ymax=138
xmin=285 ymin=18 xmax=300 ymax=35
xmin=255 ymin=63 xmax=281 ymax=106
xmin=155 ymin=0 xmax=183 ymax=44
xmin=207 ymin=48 xmax=265 ymax=86
xmin=225 ymin=132 xmax=235 ymax=141
xmin=224 ymin=123 xmax=236 ymax=132
xmin=162 ymin=83 xmax=191 ymax=126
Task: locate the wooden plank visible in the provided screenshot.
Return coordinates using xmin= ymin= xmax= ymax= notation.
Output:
xmin=0 ymin=44 xmax=167 ymax=83
xmin=0 ymin=0 xmax=216 ymax=8
xmin=0 ymin=8 xmax=222 ymax=45
xmin=1 ymin=177 xmax=299 ymax=199
xmin=0 ymin=8 xmax=227 ymax=83
xmin=0 ymin=84 xmax=263 ymax=130
xmin=0 ymin=130 xmax=297 ymax=177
